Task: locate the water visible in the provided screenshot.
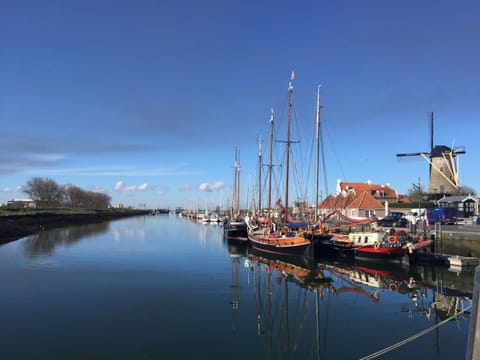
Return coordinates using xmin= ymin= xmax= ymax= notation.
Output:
xmin=0 ymin=215 xmax=474 ymax=359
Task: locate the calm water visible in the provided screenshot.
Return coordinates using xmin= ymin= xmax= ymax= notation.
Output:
xmin=0 ymin=215 xmax=474 ymax=359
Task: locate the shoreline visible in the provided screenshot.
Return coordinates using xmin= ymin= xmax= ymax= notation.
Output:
xmin=0 ymin=209 xmax=152 ymax=244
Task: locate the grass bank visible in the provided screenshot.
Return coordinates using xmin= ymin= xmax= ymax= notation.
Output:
xmin=0 ymin=208 xmax=152 ymax=244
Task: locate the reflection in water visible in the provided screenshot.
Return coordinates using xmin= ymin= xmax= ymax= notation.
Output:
xmin=226 ymin=241 xmax=474 ymax=359
xmin=23 ymin=222 xmax=109 ymax=257
xmin=242 ymin=247 xmax=334 ymax=360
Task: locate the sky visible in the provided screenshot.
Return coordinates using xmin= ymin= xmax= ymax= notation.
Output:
xmin=1 ymin=0 xmax=479 ymax=210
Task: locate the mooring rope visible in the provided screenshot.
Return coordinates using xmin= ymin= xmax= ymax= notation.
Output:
xmin=359 ymin=304 xmax=472 ymax=360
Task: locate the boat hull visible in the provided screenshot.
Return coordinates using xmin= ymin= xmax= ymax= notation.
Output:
xmin=248 ymin=230 xmax=310 ymax=255
xmin=223 ymin=221 xmax=248 ymax=242
xmin=354 ymin=246 xmax=407 ymax=261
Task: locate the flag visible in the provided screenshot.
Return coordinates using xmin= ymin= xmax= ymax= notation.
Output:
xmin=425 ymin=211 xmax=430 ymax=231
xmin=291 ymin=70 xmax=295 ymax=81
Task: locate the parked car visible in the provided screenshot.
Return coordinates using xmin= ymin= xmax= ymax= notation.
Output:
xmin=405 ymin=209 xmax=424 ymax=224
xmin=389 ymin=212 xmax=406 ymax=220
xmin=377 ymin=214 xmax=408 ymax=228
xmin=423 ymin=207 xmax=457 ymax=225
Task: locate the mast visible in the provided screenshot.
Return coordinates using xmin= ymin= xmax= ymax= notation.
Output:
xmin=232 ymin=146 xmax=238 ymax=216
xmin=267 ymin=109 xmax=274 ymax=229
xmin=232 ymin=147 xmax=237 ymax=217
xmin=232 ymin=146 xmax=241 ymax=217
xmin=314 ymin=86 xmax=321 ymax=223
xmin=257 ymin=136 xmax=263 ymax=215
xmin=284 ymin=71 xmax=294 ymax=229
xmin=236 ymin=148 xmax=241 ymax=215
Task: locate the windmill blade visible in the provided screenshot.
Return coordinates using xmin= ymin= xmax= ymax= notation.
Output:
xmin=396 ymin=152 xmax=430 ymax=157
xmin=453 ymin=146 xmax=466 ymax=154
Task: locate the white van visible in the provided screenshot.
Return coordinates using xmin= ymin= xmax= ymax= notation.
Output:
xmin=405 ymin=209 xmax=424 ymax=224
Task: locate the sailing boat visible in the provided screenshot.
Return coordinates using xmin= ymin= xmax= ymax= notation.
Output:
xmin=224 ymin=146 xmax=248 ymax=242
xmin=247 ymin=72 xmax=311 ymax=255
xmin=304 ymin=86 xmax=333 ymax=254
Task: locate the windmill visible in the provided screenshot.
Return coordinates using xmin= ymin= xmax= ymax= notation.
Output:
xmin=396 ymin=112 xmax=466 ymax=196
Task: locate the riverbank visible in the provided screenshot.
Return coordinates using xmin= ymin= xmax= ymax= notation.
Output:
xmin=0 ymin=208 xmax=152 ymax=244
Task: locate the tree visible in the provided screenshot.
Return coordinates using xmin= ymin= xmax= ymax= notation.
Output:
xmin=24 ymin=177 xmax=65 ymax=207
xmin=63 ymin=184 xmax=111 ymax=208
xmin=24 ymin=178 xmax=111 ymax=209
xmin=407 ymin=182 xmax=425 ymax=203
xmin=452 ymin=185 xmax=477 ymax=196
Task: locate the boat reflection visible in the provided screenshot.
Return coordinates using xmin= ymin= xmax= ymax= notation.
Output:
xmin=226 ymin=245 xmax=473 ymax=359
xmin=318 ymin=255 xmax=473 ymax=320
xmin=242 ymin=247 xmax=333 ymax=360
xmin=319 ymin=256 xmax=411 ymax=303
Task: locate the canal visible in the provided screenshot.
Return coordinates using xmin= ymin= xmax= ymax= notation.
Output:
xmin=0 ymin=214 xmax=474 ymax=359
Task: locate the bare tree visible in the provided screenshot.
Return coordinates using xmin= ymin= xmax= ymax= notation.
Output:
xmin=24 ymin=177 xmax=65 ymax=207
xmin=452 ymin=185 xmax=477 ymax=196
xmin=24 ymin=178 xmax=111 ymax=209
xmin=64 ymin=185 xmax=87 ymax=207
xmin=88 ymin=192 xmax=111 ymax=208
xmin=64 ymin=184 xmax=111 ymax=208
xmin=407 ymin=183 xmax=425 ymax=203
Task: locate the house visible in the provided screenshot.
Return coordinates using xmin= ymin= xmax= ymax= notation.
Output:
xmin=318 ymin=191 xmax=385 ymax=220
xmin=336 ymin=179 xmax=398 ymax=204
xmin=6 ymin=199 xmax=36 ymax=208
xmin=437 ymin=195 xmax=478 ymax=219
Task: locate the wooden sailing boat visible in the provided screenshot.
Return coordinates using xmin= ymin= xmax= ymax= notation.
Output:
xmin=247 ymin=72 xmax=311 ymax=255
xmin=303 ymin=85 xmax=332 ymax=255
xmin=224 ymin=146 xmax=248 ymax=242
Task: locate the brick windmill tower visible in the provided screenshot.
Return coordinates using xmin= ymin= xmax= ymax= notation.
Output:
xmin=396 ymin=112 xmax=465 ymax=196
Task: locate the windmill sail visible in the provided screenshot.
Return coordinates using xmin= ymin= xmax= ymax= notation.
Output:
xmin=396 ymin=112 xmax=465 ymax=195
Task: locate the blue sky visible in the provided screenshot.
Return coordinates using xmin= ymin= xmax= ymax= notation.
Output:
xmin=1 ymin=0 xmax=479 ymax=209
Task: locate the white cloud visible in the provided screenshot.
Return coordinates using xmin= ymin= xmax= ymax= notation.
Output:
xmin=89 ymin=185 xmax=107 ymax=193
xmin=179 ymin=184 xmax=191 ymax=191
xmin=210 ymin=181 xmax=225 ymax=190
xmin=137 ymin=183 xmax=149 ymax=191
xmin=114 ymin=181 xmax=151 ymax=192
xmin=198 ymin=182 xmax=211 ymax=192
xmin=2 ymin=185 xmax=23 ymax=193
xmin=198 ymin=181 xmax=225 ymax=192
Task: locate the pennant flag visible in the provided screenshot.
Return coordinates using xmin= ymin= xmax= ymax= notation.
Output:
xmin=425 ymin=211 xmax=431 ymax=231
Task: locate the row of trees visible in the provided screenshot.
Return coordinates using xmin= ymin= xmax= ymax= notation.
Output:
xmin=23 ymin=177 xmax=111 ymax=209
xmin=407 ymin=184 xmax=477 ymax=203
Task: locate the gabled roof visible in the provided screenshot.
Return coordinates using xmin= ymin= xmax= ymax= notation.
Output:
xmin=346 ymin=191 xmax=383 ymax=209
xmin=338 ymin=181 xmax=397 ymax=199
xmin=319 ymin=191 xmax=383 ymax=210
xmin=318 ymin=194 xmax=335 ymax=209
xmin=438 ymin=195 xmax=479 ymax=204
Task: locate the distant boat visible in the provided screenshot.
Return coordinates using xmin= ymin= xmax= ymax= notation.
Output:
xmin=247 ymin=73 xmax=310 ymax=255
xmin=151 ymin=208 xmax=169 ymax=215
xmin=209 ymin=212 xmax=221 ymax=223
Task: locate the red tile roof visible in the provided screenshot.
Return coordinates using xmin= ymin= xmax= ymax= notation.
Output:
xmin=346 ymin=191 xmax=383 ymax=209
xmin=338 ymin=181 xmax=397 ymax=200
xmin=319 ymin=191 xmax=383 ymax=210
